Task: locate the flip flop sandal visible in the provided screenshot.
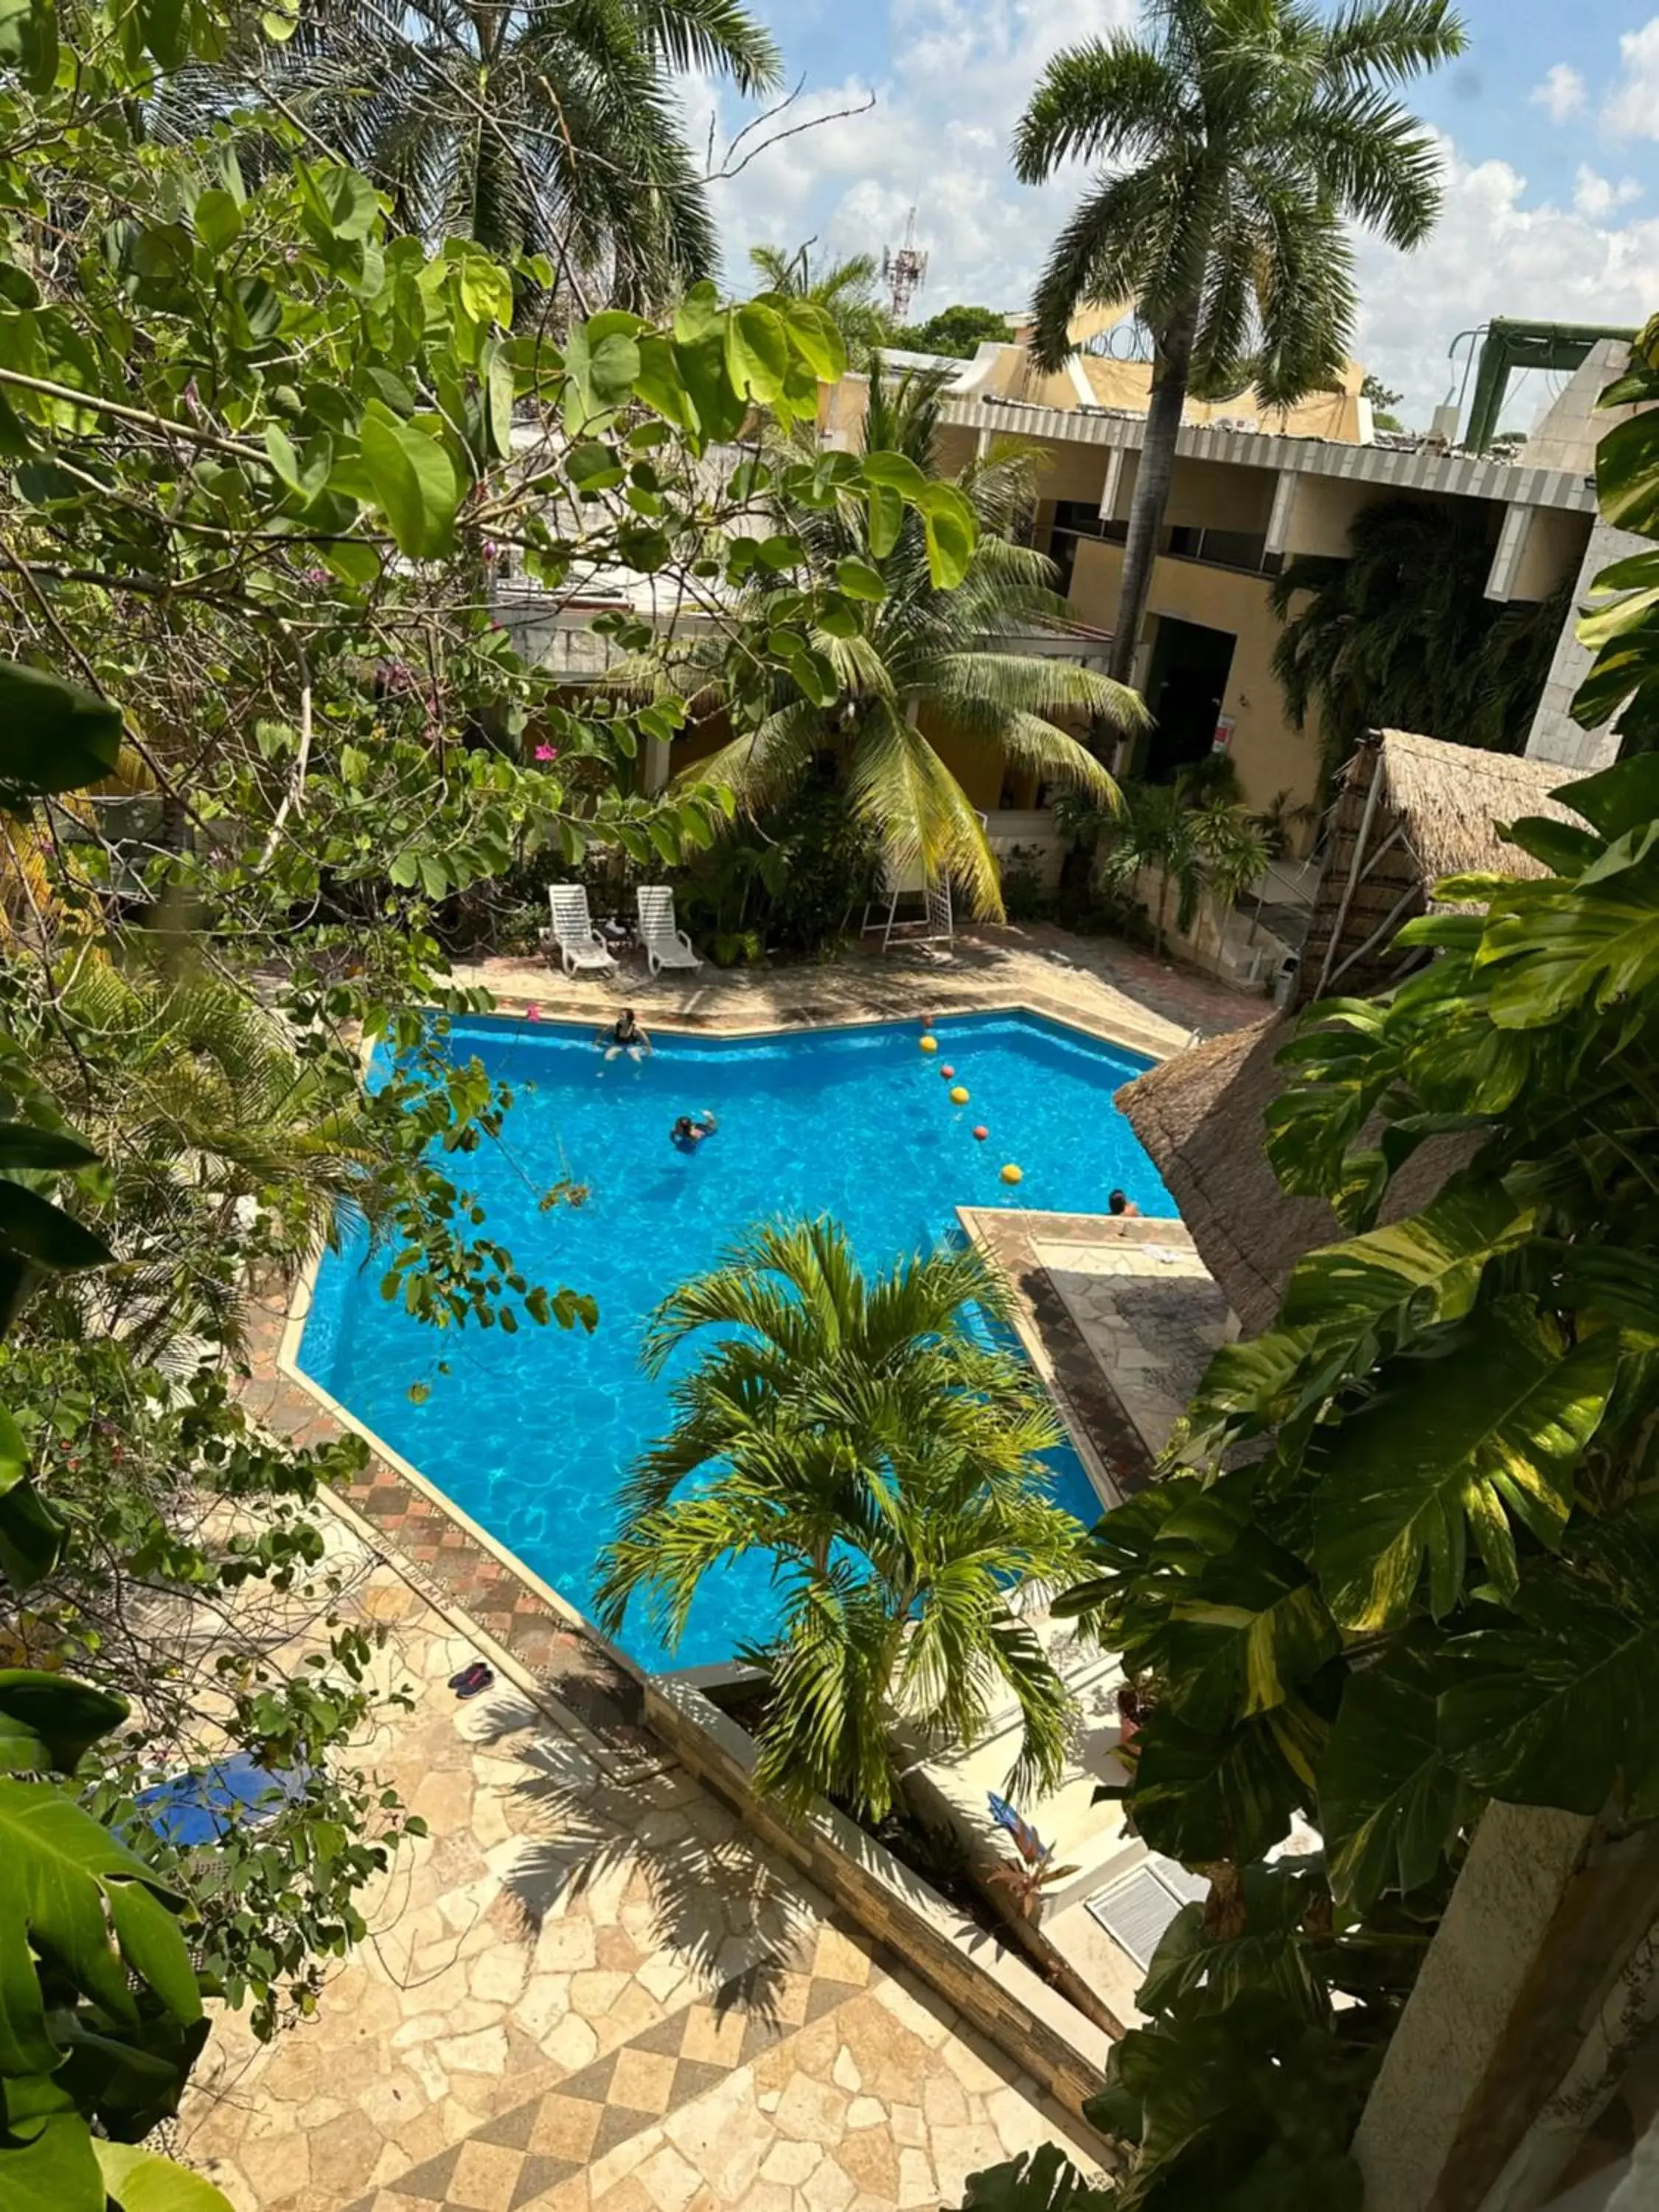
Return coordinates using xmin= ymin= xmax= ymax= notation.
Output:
xmin=448 ymin=1660 xmax=490 ymax=1694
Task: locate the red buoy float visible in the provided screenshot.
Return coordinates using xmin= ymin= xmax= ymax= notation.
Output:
xmin=973 ymin=1125 xmax=989 ymax=1141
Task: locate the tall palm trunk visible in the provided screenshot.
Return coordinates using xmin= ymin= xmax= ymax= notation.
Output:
xmin=1107 ymin=304 xmax=1196 ymax=702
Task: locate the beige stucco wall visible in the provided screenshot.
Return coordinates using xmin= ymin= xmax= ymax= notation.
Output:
xmin=1508 ymin=502 xmax=1593 ymax=603
xmin=1068 ymin=537 xmax=1322 ymax=814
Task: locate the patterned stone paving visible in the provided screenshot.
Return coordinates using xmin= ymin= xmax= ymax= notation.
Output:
xmin=178 ymin=1514 xmax=1105 ymax=2212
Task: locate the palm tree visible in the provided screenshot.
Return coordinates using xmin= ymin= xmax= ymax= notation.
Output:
xmin=650 ymin=368 xmax=1143 ymax=917
xmin=1013 ymin=0 xmax=1465 ymax=688
xmin=249 ymin=0 xmax=782 ymax=308
xmin=748 ymin=243 xmax=891 ymax=366
xmin=1095 ymin=780 xmax=1206 ymax=956
xmin=43 ymin=959 xmax=381 ymax=1360
xmin=595 ymin=1220 xmax=1087 ymax=1823
xmin=1271 ymin=497 xmax=1573 ymax=787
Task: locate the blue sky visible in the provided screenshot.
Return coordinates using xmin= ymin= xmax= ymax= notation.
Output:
xmin=686 ymin=0 xmax=1659 ymax=423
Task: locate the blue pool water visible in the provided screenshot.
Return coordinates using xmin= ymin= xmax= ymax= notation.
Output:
xmin=300 ymin=1010 xmax=1175 ymax=1669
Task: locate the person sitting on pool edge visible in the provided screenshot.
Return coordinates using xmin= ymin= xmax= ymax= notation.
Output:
xmin=1109 ymin=1189 xmax=1140 ymax=1217
xmin=597 ymin=1008 xmax=651 ymax=1062
xmin=670 ymin=1110 xmax=717 ymax=1153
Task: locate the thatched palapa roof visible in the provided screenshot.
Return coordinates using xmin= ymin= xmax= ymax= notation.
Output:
xmin=1118 ymin=1018 xmax=1472 ymax=1334
xmin=1295 ymin=730 xmax=1583 ymax=1006
xmin=1124 ymin=731 xmax=1589 ymax=1330
xmin=1372 ymin=728 xmax=1579 ymax=892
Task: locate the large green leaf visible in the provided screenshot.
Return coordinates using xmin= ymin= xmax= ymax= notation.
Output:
xmin=1279 ymin=1188 xmax=1530 ymax=1346
xmin=1098 ymin=1990 xmax=1368 ymax=2212
xmin=1318 ymin=1642 xmax=1476 ymax=1912
xmin=1440 ymin=1510 xmax=1659 ymax=1818
xmin=0 ymin=1402 xmax=64 ymax=1590
xmin=1595 ymin=406 xmax=1659 ymax=537
xmin=724 ymin=303 xmax=788 ymax=406
xmin=1311 ymin=1303 xmax=1618 ymax=1632
xmin=357 ymin=400 xmax=462 ymax=559
xmin=96 ymin=2139 xmax=235 ymax=2211
xmin=913 ymin=480 xmax=978 ymax=589
xmin=1136 ymin=1861 xmax=1326 ymax=2021
xmin=0 ymin=1778 xmax=200 ymax=2078
xmin=562 ymin=310 xmax=642 ymax=434
xmin=0 ymin=1181 xmax=110 ymax=1270
xmin=0 ymin=1126 xmax=98 ymax=1173
xmin=0 ymin=663 xmax=121 ymax=810
xmin=1480 ymin=872 xmax=1659 ymax=1028
xmin=1127 ymin=1695 xmax=1328 ymax=1868
xmin=0 ymin=1672 xmax=127 ymax=1774
xmin=0 ymin=2076 xmax=105 ymax=2212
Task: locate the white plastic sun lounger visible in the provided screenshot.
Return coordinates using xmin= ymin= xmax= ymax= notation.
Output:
xmin=636 ymin=886 xmax=702 ymax=975
xmin=547 ymin=886 xmax=618 ymax=977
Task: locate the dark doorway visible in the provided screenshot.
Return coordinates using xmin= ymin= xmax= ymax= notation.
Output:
xmin=1140 ymin=616 xmax=1236 ymax=782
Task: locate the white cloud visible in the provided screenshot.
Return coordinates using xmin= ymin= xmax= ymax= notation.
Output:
xmin=1353 ymin=132 xmax=1659 ymax=421
xmin=1604 ymin=18 xmax=1659 ymax=139
xmin=1530 ymin=63 xmax=1586 ymax=124
xmin=1573 ymin=165 xmax=1644 ymax=219
xmin=698 ymin=0 xmax=1135 ymax=317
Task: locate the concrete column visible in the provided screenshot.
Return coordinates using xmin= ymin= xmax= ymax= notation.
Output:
xmin=1485 ymin=502 xmax=1533 ymax=602
xmin=1524 ymin=515 xmax=1647 ymax=770
xmin=1098 ymin=448 xmax=1125 ymax=524
xmin=1264 ymin=467 xmax=1301 ymax=558
xmin=976 ymin=426 xmax=993 ymax=462
xmin=642 ymin=736 xmax=671 ymax=795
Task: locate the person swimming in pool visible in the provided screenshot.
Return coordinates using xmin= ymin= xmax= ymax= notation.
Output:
xmin=597 ymin=1009 xmax=652 ymax=1062
xmin=1108 ymin=1189 xmax=1141 ymax=1217
xmin=670 ymin=1110 xmax=717 ymax=1153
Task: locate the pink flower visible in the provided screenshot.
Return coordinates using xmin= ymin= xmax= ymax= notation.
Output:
xmin=534 ymin=743 xmax=557 ymax=762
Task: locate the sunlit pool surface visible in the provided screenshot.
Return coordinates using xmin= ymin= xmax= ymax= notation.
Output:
xmin=299 ymin=1010 xmax=1177 ymax=1669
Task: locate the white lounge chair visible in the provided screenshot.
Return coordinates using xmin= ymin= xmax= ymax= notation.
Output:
xmin=547 ymin=886 xmax=618 ymax=977
xmin=636 ymin=886 xmax=702 ymax=975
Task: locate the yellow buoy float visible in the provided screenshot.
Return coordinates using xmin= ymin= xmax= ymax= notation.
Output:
xmin=950 ymin=1086 xmax=970 ymax=1105
xmin=1001 ymin=1163 xmax=1023 ymax=1185
xmin=919 ymin=1034 xmax=939 ymax=1055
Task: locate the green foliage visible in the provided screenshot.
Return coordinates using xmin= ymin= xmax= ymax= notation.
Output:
xmin=889 ymin=305 xmax=1014 ymax=361
xmin=596 ymin=1220 xmax=1088 ymax=1822
xmin=1570 ymin=316 xmax=1659 ymax=754
xmin=1271 ymin=498 xmax=1571 ymax=787
xmin=630 ymin=365 xmax=1136 ymax=918
xmin=670 ymin=767 xmax=881 ymax=960
xmin=749 ymin=244 xmax=892 ymax=369
xmin=1092 ymin=778 xmax=1268 ymax=957
xmin=0 ymin=0 xmax=1009 ymax=2188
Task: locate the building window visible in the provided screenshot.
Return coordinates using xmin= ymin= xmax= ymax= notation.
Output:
xmin=1164 ymin=524 xmax=1268 ymax=573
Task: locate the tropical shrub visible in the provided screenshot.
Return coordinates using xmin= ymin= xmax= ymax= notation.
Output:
xmin=670 ymin=767 xmax=882 ymax=960
xmin=1271 ymin=496 xmax=1573 ymax=787
xmin=596 ymin=1221 xmax=1087 ymax=1822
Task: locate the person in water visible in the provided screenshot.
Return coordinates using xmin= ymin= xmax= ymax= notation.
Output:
xmin=670 ymin=1110 xmax=717 ymax=1153
xmin=598 ymin=1009 xmax=651 ymax=1062
xmin=1108 ymin=1189 xmax=1141 ymax=1217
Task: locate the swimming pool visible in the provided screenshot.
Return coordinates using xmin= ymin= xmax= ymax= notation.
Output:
xmin=299 ymin=1009 xmax=1176 ymax=1669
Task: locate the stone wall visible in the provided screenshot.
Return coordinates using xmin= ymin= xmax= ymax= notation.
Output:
xmin=643 ymin=1677 xmax=1117 ymax=2139
xmin=1524 ymin=515 xmax=1646 ymax=771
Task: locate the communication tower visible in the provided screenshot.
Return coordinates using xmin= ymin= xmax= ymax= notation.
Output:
xmin=883 ymin=209 xmax=928 ymax=325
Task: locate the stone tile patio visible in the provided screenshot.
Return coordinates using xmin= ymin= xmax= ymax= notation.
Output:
xmin=1033 ymin=1237 xmax=1233 ymax=1462
xmin=178 ymin=1514 xmax=1105 ymax=2212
